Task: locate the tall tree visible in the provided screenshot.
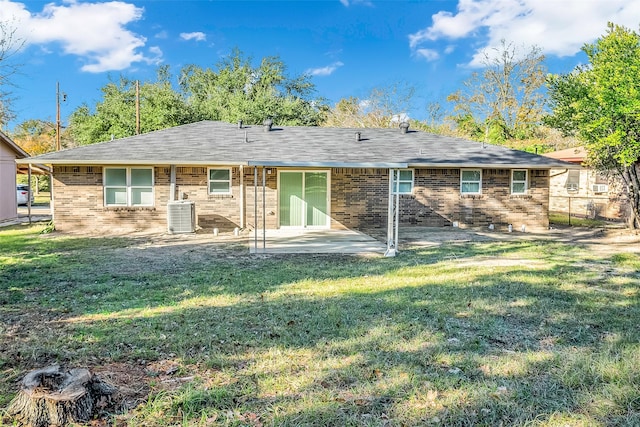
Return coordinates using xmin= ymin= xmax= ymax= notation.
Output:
xmin=11 ymin=119 xmax=57 ymax=155
xmin=0 ymin=18 xmax=24 ymax=128
xmin=323 ymin=82 xmax=415 ymax=128
xmin=447 ymin=40 xmax=547 ymax=144
xmin=69 ymin=66 xmax=195 ymax=145
xmin=545 ymin=23 xmax=640 ymax=228
xmin=179 ymin=49 xmax=327 ymax=126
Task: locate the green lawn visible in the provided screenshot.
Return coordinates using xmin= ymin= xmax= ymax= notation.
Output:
xmin=1 ymin=225 xmax=639 ymax=426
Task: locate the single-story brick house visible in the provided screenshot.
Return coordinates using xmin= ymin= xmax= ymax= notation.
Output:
xmin=18 ymin=120 xmax=574 ymax=253
xmin=543 ymin=146 xmax=629 ymax=221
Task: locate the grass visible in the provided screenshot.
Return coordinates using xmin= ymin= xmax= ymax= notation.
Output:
xmin=549 ymin=212 xmax=624 ymax=228
xmin=33 ymin=193 xmax=51 ymax=205
xmin=1 ymin=225 xmax=639 ymax=426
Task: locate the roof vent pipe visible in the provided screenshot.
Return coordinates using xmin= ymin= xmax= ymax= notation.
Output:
xmin=355 ymin=132 xmax=361 ymax=142
xmin=238 ymin=120 xmax=243 ymax=129
xmin=263 ymin=118 xmax=273 ymax=132
xmin=399 ymin=122 xmax=410 ymax=134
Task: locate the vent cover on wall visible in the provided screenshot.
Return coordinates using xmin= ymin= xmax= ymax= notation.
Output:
xmin=167 ymin=201 xmax=196 ymax=233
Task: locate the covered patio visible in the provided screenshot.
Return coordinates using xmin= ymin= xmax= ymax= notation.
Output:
xmin=249 ymin=228 xmax=386 ymax=255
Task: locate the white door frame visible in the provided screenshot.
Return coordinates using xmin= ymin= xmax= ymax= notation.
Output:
xmin=277 ymin=169 xmax=331 ymax=229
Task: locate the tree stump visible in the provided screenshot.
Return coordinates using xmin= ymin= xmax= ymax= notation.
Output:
xmin=8 ymin=365 xmax=116 ymax=427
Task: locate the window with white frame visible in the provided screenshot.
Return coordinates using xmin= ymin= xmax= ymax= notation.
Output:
xmin=566 ymin=170 xmax=580 ymax=192
xmin=208 ymin=168 xmax=232 ymax=195
xmin=460 ymin=169 xmax=482 ymax=194
xmin=392 ymin=169 xmax=414 ymax=194
xmin=511 ymin=169 xmax=528 ymax=194
xmin=104 ymin=167 xmax=154 ymax=206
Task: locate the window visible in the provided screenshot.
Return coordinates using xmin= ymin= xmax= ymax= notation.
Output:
xmin=104 ymin=167 xmax=154 ymax=206
xmin=391 ymin=169 xmax=414 ymax=194
xmin=460 ymin=169 xmax=482 ymax=194
xmin=208 ymin=168 xmax=232 ymax=195
xmin=511 ymin=169 xmax=528 ymax=194
xmin=566 ymin=170 xmax=580 ymax=192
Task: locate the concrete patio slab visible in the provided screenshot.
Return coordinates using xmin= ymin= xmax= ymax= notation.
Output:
xmin=249 ymin=229 xmax=386 ymax=255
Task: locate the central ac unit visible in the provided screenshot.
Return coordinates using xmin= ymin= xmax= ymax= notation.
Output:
xmin=167 ymin=201 xmax=196 ymax=233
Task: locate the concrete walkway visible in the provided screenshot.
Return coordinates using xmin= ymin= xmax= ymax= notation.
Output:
xmin=249 ymin=228 xmax=387 ymax=255
xmin=0 ymin=205 xmax=52 ymax=228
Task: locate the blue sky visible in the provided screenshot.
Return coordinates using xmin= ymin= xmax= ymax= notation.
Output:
xmin=1 ymin=0 xmax=639 ymax=130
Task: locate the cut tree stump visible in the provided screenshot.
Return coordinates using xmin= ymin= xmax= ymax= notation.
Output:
xmin=8 ymin=365 xmax=116 ymax=427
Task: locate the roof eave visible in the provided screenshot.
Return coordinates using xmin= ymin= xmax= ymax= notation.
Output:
xmin=15 ymin=159 xmax=250 ymax=167
xmin=407 ymin=162 xmax=583 ymax=169
xmin=248 ymin=161 xmax=409 ymax=168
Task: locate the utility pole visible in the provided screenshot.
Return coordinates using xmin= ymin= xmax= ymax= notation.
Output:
xmin=135 ymin=80 xmax=140 ymax=135
xmin=56 ymin=83 xmax=66 ymax=151
xmin=56 ymin=82 xmax=61 ymax=151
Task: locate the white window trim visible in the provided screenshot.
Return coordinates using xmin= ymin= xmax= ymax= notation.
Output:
xmin=511 ymin=169 xmax=528 ymax=195
xmin=104 ymin=167 xmax=154 ymax=207
xmin=277 ymin=169 xmax=332 ymax=229
xmin=460 ymin=169 xmax=482 ymax=195
xmin=392 ymin=169 xmax=414 ymax=195
xmin=207 ymin=167 xmax=233 ymax=195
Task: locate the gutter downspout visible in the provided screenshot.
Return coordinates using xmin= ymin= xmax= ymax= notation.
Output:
xmin=169 ymin=165 xmax=176 ymax=201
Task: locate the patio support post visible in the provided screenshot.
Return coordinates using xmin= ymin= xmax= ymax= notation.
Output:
xmin=49 ymin=169 xmax=54 ymax=222
xmin=27 ymin=164 xmax=32 ymax=224
xmin=254 ymin=166 xmax=258 ymax=253
xmin=394 ymin=169 xmax=400 ymax=252
xmin=385 ymin=168 xmax=398 ymax=257
xmin=262 ymin=166 xmax=266 ymax=250
xmin=239 ymin=165 xmax=244 ymax=228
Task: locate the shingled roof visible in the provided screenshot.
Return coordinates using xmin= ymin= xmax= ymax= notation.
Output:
xmin=18 ymin=121 xmax=575 ymax=169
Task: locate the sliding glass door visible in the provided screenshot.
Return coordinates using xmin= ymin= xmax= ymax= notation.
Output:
xmin=279 ymin=171 xmax=329 ymax=228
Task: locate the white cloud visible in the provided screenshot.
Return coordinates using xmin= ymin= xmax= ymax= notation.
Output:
xmin=339 ymin=0 xmax=373 ymax=7
xmin=306 ymin=61 xmax=344 ymax=77
xmin=0 ymin=0 xmax=154 ymax=73
xmin=155 ymin=30 xmax=169 ymax=39
xmin=415 ymin=48 xmax=439 ymax=61
xmin=180 ymin=32 xmax=206 ymax=42
xmin=409 ymin=0 xmax=640 ymax=67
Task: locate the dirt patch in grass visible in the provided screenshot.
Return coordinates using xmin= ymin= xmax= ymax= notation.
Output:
xmin=2 ymin=225 xmax=640 ymax=426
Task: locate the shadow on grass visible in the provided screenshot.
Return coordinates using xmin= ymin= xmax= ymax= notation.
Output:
xmin=1 ymin=228 xmax=639 ymax=425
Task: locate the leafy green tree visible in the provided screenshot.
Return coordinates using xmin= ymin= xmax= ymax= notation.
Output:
xmin=179 ymin=49 xmax=327 ymax=126
xmin=447 ymin=40 xmax=547 ymax=144
xmin=11 ymin=119 xmax=57 ymax=155
xmin=69 ymin=66 xmax=195 ymax=145
xmin=545 ymin=23 xmax=640 ymax=228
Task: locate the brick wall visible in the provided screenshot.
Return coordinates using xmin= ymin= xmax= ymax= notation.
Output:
xmin=53 ymin=166 xmax=167 ymax=233
xmin=52 ymin=165 xmax=551 ymax=234
xmin=331 ymin=168 xmax=550 ymax=232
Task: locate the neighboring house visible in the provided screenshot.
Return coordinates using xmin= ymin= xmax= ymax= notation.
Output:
xmin=543 ymin=146 xmax=628 ymax=221
xmin=0 ymin=131 xmax=30 ymax=222
xmin=18 ymin=120 xmax=574 ymax=246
